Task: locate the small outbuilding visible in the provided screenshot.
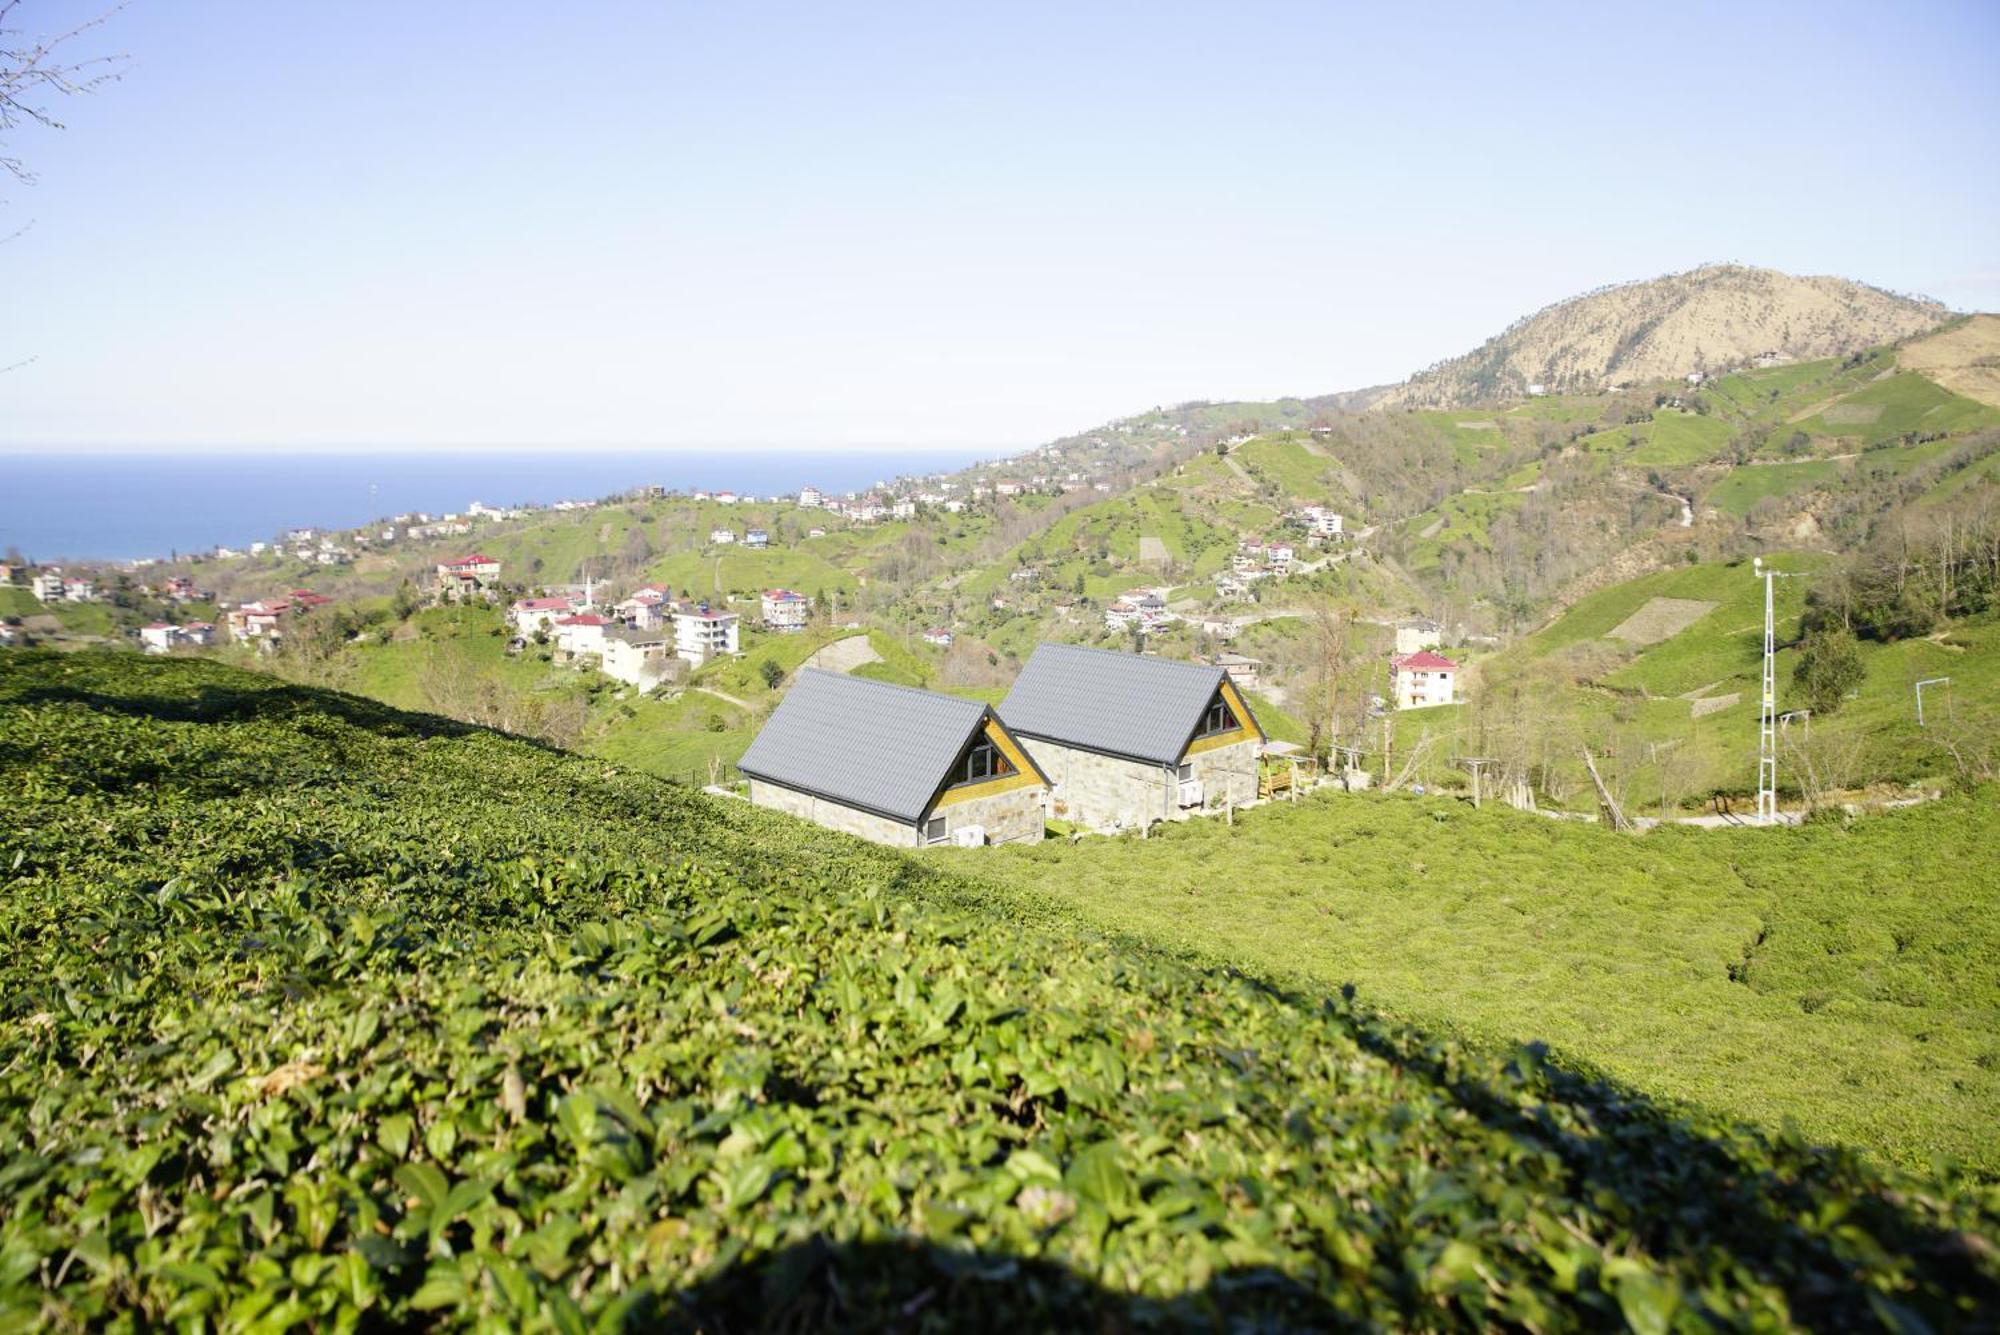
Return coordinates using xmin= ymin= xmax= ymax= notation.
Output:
xmin=740 ymin=670 xmax=1048 ymax=848
xmin=999 ymin=643 xmax=1265 ymax=830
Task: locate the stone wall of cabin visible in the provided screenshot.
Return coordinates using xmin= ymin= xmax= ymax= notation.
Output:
xmin=930 ymin=784 xmax=1046 ymax=846
xmin=748 ymin=779 xmax=1046 ymax=847
xmin=748 ymin=780 xmax=917 ymax=846
xmin=1184 ymin=737 xmax=1261 ymax=809
xmin=1019 ymin=735 xmax=1263 ymax=830
xmin=1019 ymin=739 xmax=1173 ymax=831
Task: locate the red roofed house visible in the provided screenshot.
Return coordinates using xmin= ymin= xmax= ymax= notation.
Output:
xmin=227 ymin=598 xmax=291 ymax=646
xmin=761 ymin=588 xmax=809 ymax=633
xmin=510 ymin=596 xmax=572 ymax=637
xmin=554 ymin=613 xmax=609 ymax=657
xmin=139 ymin=623 xmax=179 ymax=655
xmin=1390 ymin=650 xmax=1458 ymax=711
xmin=435 ymin=553 xmax=502 ymax=603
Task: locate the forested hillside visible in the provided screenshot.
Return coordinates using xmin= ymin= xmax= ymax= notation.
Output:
xmin=2 ymin=651 xmax=1996 ymax=1328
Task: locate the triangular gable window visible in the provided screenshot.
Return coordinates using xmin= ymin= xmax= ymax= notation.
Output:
xmin=1193 ymin=688 xmax=1241 ymax=739
xmin=947 ymin=726 xmax=1017 ymax=788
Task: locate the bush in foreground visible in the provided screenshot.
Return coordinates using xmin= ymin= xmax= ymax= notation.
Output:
xmin=1 ymin=652 xmax=1996 ymax=1329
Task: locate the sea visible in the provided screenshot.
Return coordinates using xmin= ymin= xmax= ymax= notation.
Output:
xmin=0 ymin=448 xmax=993 ymax=563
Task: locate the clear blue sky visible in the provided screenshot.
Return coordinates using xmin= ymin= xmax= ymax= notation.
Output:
xmin=5 ymin=0 xmax=1997 ymax=451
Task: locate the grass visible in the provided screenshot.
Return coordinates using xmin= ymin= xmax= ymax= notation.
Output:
xmin=1704 ymin=460 xmax=1846 ymax=516
xmin=1629 ymin=409 xmax=1735 ymax=467
xmin=944 ymin=788 xmax=2000 ymax=1175
xmin=1792 ymin=372 xmax=2000 ymax=445
xmin=0 ymin=589 xmax=41 ymax=618
xmin=18 ymin=652 xmax=2000 ymax=1324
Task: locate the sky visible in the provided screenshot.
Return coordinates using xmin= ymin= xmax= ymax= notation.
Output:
xmin=3 ymin=0 xmax=1997 ymax=452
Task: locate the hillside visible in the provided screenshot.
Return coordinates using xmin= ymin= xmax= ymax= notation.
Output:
xmin=2 ymin=650 xmax=1997 ymax=1328
xmin=949 ymin=786 xmax=2000 ymax=1175
xmin=1387 ymin=264 xmax=1950 ymax=407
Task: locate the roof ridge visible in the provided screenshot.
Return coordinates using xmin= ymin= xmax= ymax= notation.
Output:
xmin=795 ymin=667 xmax=987 ymax=711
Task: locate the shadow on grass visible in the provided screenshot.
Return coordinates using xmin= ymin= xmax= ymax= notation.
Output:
xmin=651 ymin=1236 xmax=1341 ymax=1332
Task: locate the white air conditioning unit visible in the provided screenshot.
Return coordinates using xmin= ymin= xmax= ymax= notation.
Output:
xmin=951 ymin=825 xmax=986 ymax=847
xmin=1176 ymin=779 xmax=1205 ymax=809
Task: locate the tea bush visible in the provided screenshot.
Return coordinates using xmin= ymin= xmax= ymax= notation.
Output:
xmin=1 ymin=652 xmax=1995 ymax=1329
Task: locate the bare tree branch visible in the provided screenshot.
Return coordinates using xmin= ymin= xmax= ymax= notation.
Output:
xmin=0 ymin=0 xmax=128 ymax=184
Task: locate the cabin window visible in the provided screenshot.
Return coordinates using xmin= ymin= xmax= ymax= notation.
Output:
xmin=1176 ymin=762 xmax=1194 ymax=781
xmin=949 ymin=738 xmax=1014 ymax=787
xmin=923 ymin=816 xmax=948 ymax=844
xmin=1194 ymin=694 xmax=1239 ymax=739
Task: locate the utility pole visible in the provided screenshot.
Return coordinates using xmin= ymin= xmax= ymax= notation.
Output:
xmin=1754 ymin=558 xmax=1777 ymax=823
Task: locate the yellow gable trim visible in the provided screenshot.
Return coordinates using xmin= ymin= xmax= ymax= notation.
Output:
xmin=934 ymin=718 xmax=1047 ymax=810
xmin=1179 ymin=679 xmax=1264 ymax=760
xmin=1220 ymin=678 xmax=1264 ymax=743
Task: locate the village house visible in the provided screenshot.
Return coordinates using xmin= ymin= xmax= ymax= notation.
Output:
xmin=715 ymin=491 xmax=738 ymax=505
xmin=509 ymin=596 xmax=573 ymax=637
xmin=709 ymin=527 xmax=737 ymax=545
xmin=671 ymin=602 xmax=740 ymax=666
xmin=1390 ymin=649 xmax=1458 ymax=710
xmin=553 ymin=613 xmax=609 ymax=658
xmin=1104 ymin=590 xmax=1171 ymax=634
xmin=999 ymin=643 xmax=1266 ymax=831
xmin=182 ymin=622 xmax=216 ymax=647
xmin=761 ymin=589 xmax=809 ymax=633
xmin=1298 ymin=506 xmax=1344 ymax=541
xmin=923 ymin=627 xmax=955 ymax=648
xmin=434 ymin=553 xmax=502 ymax=603
xmin=741 ymin=670 xmax=1048 ymax=848
xmin=139 ymin=623 xmax=180 ymax=654
xmin=1265 ymin=541 xmax=1295 ymax=574
xmin=892 ymin=499 xmax=918 ymax=520
xmin=744 ymin=529 xmax=770 ymax=549
xmin=164 ymin=575 xmax=196 ymax=601
xmin=797 ymin=485 xmax=823 ymax=508
xmin=599 ymin=623 xmax=674 ymax=688
xmin=807 ymin=526 xmax=828 ymax=538
xmin=31 ymin=571 xmax=66 ymax=602
xmin=226 ymin=598 xmax=291 ymax=645
xmin=1210 ymin=652 xmax=1262 ymax=691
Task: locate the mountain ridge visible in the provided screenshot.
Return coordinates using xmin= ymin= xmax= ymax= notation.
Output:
xmin=1379 ymin=263 xmax=1950 ymax=408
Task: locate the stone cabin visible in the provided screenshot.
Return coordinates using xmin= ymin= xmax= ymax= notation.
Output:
xmin=999 ymin=643 xmax=1266 ymax=831
xmin=740 ymin=670 xmax=1048 ymax=848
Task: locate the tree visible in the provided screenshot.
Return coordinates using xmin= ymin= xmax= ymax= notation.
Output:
xmin=758 ymin=658 xmax=783 ymax=690
xmin=1792 ymin=626 xmax=1863 ymax=715
xmin=2 ymin=2 xmax=124 ymax=187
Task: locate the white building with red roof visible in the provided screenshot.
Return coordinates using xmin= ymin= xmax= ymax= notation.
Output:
xmin=761 ymin=589 xmax=809 ymax=633
xmin=554 ymin=613 xmax=609 ymax=657
xmin=509 ymin=596 xmax=573 ymax=636
xmin=434 ymin=553 xmax=502 ymax=603
xmin=1390 ymin=649 xmax=1458 ymax=710
xmin=139 ymin=623 xmax=179 ymax=654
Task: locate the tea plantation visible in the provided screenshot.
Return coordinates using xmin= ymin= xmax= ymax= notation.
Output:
xmin=2 ymin=652 xmax=1997 ymax=1329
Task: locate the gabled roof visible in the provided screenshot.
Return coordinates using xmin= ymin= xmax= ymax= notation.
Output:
xmin=557 ymin=614 xmax=608 ymax=627
xmin=1000 ymin=643 xmax=1258 ymax=767
xmin=1393 ymin=650 xmax=1457 ymax=670
xmin=740 ymin=670 xmax=1036 ymax=825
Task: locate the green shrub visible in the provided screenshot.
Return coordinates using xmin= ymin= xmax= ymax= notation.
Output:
xmin=0 ymin=652 xmax=1994 ymax=1329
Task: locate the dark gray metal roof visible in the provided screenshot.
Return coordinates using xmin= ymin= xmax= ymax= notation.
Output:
xmin=738 ymin=670 xmax=994 ymax=824
xmin=1000 ymin=643 xmax=1252 ymax=766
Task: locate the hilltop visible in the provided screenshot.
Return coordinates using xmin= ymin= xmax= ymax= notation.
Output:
xmin=1386 ymin=264 xmax=1950 ymax=407
xmin=2 ymin=650 xmax=1996 ymax=1327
